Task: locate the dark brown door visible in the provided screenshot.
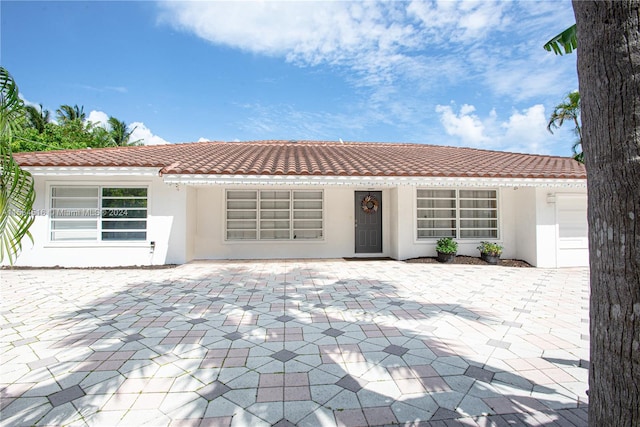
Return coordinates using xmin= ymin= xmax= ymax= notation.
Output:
xmin=355 ymin=191 xmax=382 ymax=253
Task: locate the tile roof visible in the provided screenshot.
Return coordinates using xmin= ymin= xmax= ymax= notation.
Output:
xmin=13 ymin=140 xmax=586 ymax=179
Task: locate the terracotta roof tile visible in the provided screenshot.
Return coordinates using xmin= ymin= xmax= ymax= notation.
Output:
xmin=13 ymin=140 xmax=587 ymax=180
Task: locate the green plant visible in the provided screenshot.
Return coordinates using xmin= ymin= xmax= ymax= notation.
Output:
xmin=477 ymin=241 xmax=503 ymax=256
xmin=1 ymin=67 xmax=35 ymax=264
xmin=436 ymin=237 xmax=458 ymax=254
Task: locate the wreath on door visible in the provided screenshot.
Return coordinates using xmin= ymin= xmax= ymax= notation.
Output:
xmin=361 ymin=195 xmax=379 ymax=214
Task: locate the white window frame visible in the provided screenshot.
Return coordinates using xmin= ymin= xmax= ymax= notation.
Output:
xmin=416 ymin=188 xmax=499 ymax=240
xmin=49 ymin=185 xmax=148 ymax=243
xmin=225 ymin=189 xmax=324 ymax=241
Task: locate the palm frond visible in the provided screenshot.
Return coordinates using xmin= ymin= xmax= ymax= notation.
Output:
xmin=544 ymin=24 xmax=578 ymax=56
xmin=0 ymin=66 xmax=35 ymax=264
xmin=0 ymin=147 xmax=35 ymax=264
xmin=0 ymin=68 xmax=26 ymax=137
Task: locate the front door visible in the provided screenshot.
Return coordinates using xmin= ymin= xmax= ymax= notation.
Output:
xmin=355 ymin=191 xmax=382 ymax=253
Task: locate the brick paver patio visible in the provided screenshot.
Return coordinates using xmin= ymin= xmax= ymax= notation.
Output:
xmin=1 ymin=260 xmax=589 ymax=426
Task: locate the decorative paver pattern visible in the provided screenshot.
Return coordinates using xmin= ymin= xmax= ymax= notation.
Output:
xmin=0 ymin=260 xmax=589 ymax=426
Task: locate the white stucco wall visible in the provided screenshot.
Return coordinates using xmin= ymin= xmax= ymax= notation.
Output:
xmin=513 ymin=187 xmax=538 ymax=266
xmin=192 ymin=186 xmax=394 ymax=260
xmin=9 ymin=175 xmax=188 ymax=267
xmin=392 ymin=186 xmax=518 ymax=261
xmin=7 ymin=176 xmax=588 ymax=268
xmin=536 ymin=188 xmax=589 ymax=268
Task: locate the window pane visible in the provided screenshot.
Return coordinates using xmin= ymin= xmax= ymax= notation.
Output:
xmin=460 ymin=199 xmax=496 ymax=209
xmin=460 ymin=190 xmax=496 ymax=199
xmin=459 ymin=209 xmax=497 ymax=219
xmin=51 ymin=186 xmax=148 ymax=242
xmin=102 ymin=198 xmax=147 ymax=208
xmin=417 ymin=199 xmax=456 ymax=209
xmin=417 ymin=229 xmax=455 ymax=238
xmin=293 ymin=191 xmax=322 ymax=199
xmin=261 ymin=200 xmax=290 ymax=209
xmin=50 ymin=208 xmax=98 ymax=219
xmin=227 ymin=200 xmax=257 ymax=209
xmin=460 ymin=220 xmax=497 ymax=229
xmin=227 ymin=220 xmax=257 ymax=229
xmin=227 ymin=190 xmax=323 ymax=241
xmin=227 ymin=211 xmax=257 ymax=220
xmin=51 ymin=220 xmax=97 ymax=230
xmin=293 ymin=220 xmax=322 ymax=229
xmin=227 ymin=191 xmax=257 ymax=199
xmin=51 ymin=230 xmax=97 ymax=241
xmin=261 ymin=210 xmax=290 ymax=220
xmin=102 ymin=231 xmax=147 ymax=241
xmin=260 ymin=191 xmax=290 ymax=199
xmin=417 ymin=209 xmax=455 ymax=219
xmin=260 ymin=220 xmax=290 ymax=229
xmin=260 ymin=230 xmax=290 ymax=239
xmin=102 ymin=209 xmax=147 ymax=219
xmin=102 ymin=188 xmax=147 ymax=198
xmin=460 ymin=229 xmax=497 ymax=238
xmin=102 ymin=220 xmax=147 ymax=230
xmin=417 ymin=188 xmax=498 ymax=240
xmin=227 ymin=230 xmax=257 ymax=240
xmin=52 ymin=187 xmax=99 ymax=197
xmin=293 ymin=200 xmax=322 ymax=210
xmin=50 ymin=187 xmax=100 ymax=241
xmin=417 ymin=189 xmax=455 ymax=198
xmin=294 ymin=210 xmax=322 ymax=219
xmin=418 ymin=219 xmax=456 ymax=229
xmin=51 ymin=198 xmax=98 ymax=209
xmin=294 ymin=230 xmax=323 ymax=239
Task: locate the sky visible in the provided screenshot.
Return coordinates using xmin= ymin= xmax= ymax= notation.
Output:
xmin=1 ymin=1 xmax=579 ymax=156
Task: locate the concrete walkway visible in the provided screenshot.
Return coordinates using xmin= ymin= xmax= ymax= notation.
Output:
xmin=1 ymin=260 xmax=589 ymax=426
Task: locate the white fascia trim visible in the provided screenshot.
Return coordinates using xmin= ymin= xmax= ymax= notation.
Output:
xmin=162 ymin=174 xmax=587 ymax=188
xmin=23 ymin=167 xmax=161 ymax=177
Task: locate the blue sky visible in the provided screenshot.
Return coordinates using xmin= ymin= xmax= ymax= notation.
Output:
xmin=2 ymin=1 xmax=578 ymax=156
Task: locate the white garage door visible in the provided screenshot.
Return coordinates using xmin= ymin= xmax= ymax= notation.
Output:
xmin=557 ymin=195 xmax=589 ymax=267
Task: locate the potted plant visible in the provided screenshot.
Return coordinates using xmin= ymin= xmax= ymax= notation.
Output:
xmin=477 ymin=241 xmax=503 ymax=265
xmin=436 ymin=237 xmax=458 ymax=263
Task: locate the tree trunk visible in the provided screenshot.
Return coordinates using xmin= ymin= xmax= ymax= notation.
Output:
xmin=573 ymin=2 xmax=640 ymax=425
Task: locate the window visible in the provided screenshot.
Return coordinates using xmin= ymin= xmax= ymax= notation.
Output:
xmin=50 ymin=186 xmax=147 ymax=241
xmin=226 ymin=190 xmax=323 ymax=240
xmin=417 ymin=189 xmax=497 ymax=239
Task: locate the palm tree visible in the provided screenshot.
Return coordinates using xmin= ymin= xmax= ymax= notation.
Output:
xmin=0 ymin=67 xmax=35 ymax=264
xmin=56 ymin=104 xmax=85 ymax=123
xmin=107 ymin=116 xmax=139 ymax=146
xmin=25 ymin=103 xmax=50 ymax=133
xmin=547 ymin=91 xmax=583 ymax=162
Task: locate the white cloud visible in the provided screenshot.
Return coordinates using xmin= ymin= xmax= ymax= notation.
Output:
xmin=407 ymin=0 xmax=508 ymax=43
xmin=129 ymin=122 xmax=170 ymax=146
xmin=237 ymin=103 xmax=368 ymax=141
xmin=83 ymin=113 xmax=170 ymax=146
xmin=157 ymin=0 xmax=575 ymax=105
xmin=435 ymin=104 xmax=489 ymax=145
xmin=86 ymin=110 xmax=109 ymax=128
xmin=435 ymin=103 xmax=563 ymax=154
xmin=197 ymin=137 xmax=209 ymax=142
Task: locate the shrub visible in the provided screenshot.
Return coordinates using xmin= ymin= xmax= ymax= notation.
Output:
xmin=436 ymin=237 xmax=458 ymax=254
xmin=477 ymin=241 xmax=503 ymax=256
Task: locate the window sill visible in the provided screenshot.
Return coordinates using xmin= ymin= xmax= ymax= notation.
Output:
xmin=44 ymin=241 xmax=151 ymax=249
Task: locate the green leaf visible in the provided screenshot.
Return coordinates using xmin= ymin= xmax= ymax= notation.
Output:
xmin=0 ymin=67 xmax=35 ymax=264
xmin=544 ymin=24 xmax=577 ymax=56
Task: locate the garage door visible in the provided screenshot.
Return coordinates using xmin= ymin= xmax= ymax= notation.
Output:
xmin=557 ymin=195 xmax=589 ymax=267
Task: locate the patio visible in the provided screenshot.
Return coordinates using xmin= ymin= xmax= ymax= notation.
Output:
xmin=1 ymin=260 xmax=589 ymax=426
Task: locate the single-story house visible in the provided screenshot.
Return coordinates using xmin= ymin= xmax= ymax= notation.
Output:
xmin=9 ymin=140 xmax=588 ymax=268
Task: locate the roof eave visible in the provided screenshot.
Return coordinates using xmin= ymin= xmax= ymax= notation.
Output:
xmin=22 ymin=166 xmax=162 ymax=177
xmin=161 ymin=174 xmax=587 ymax=188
